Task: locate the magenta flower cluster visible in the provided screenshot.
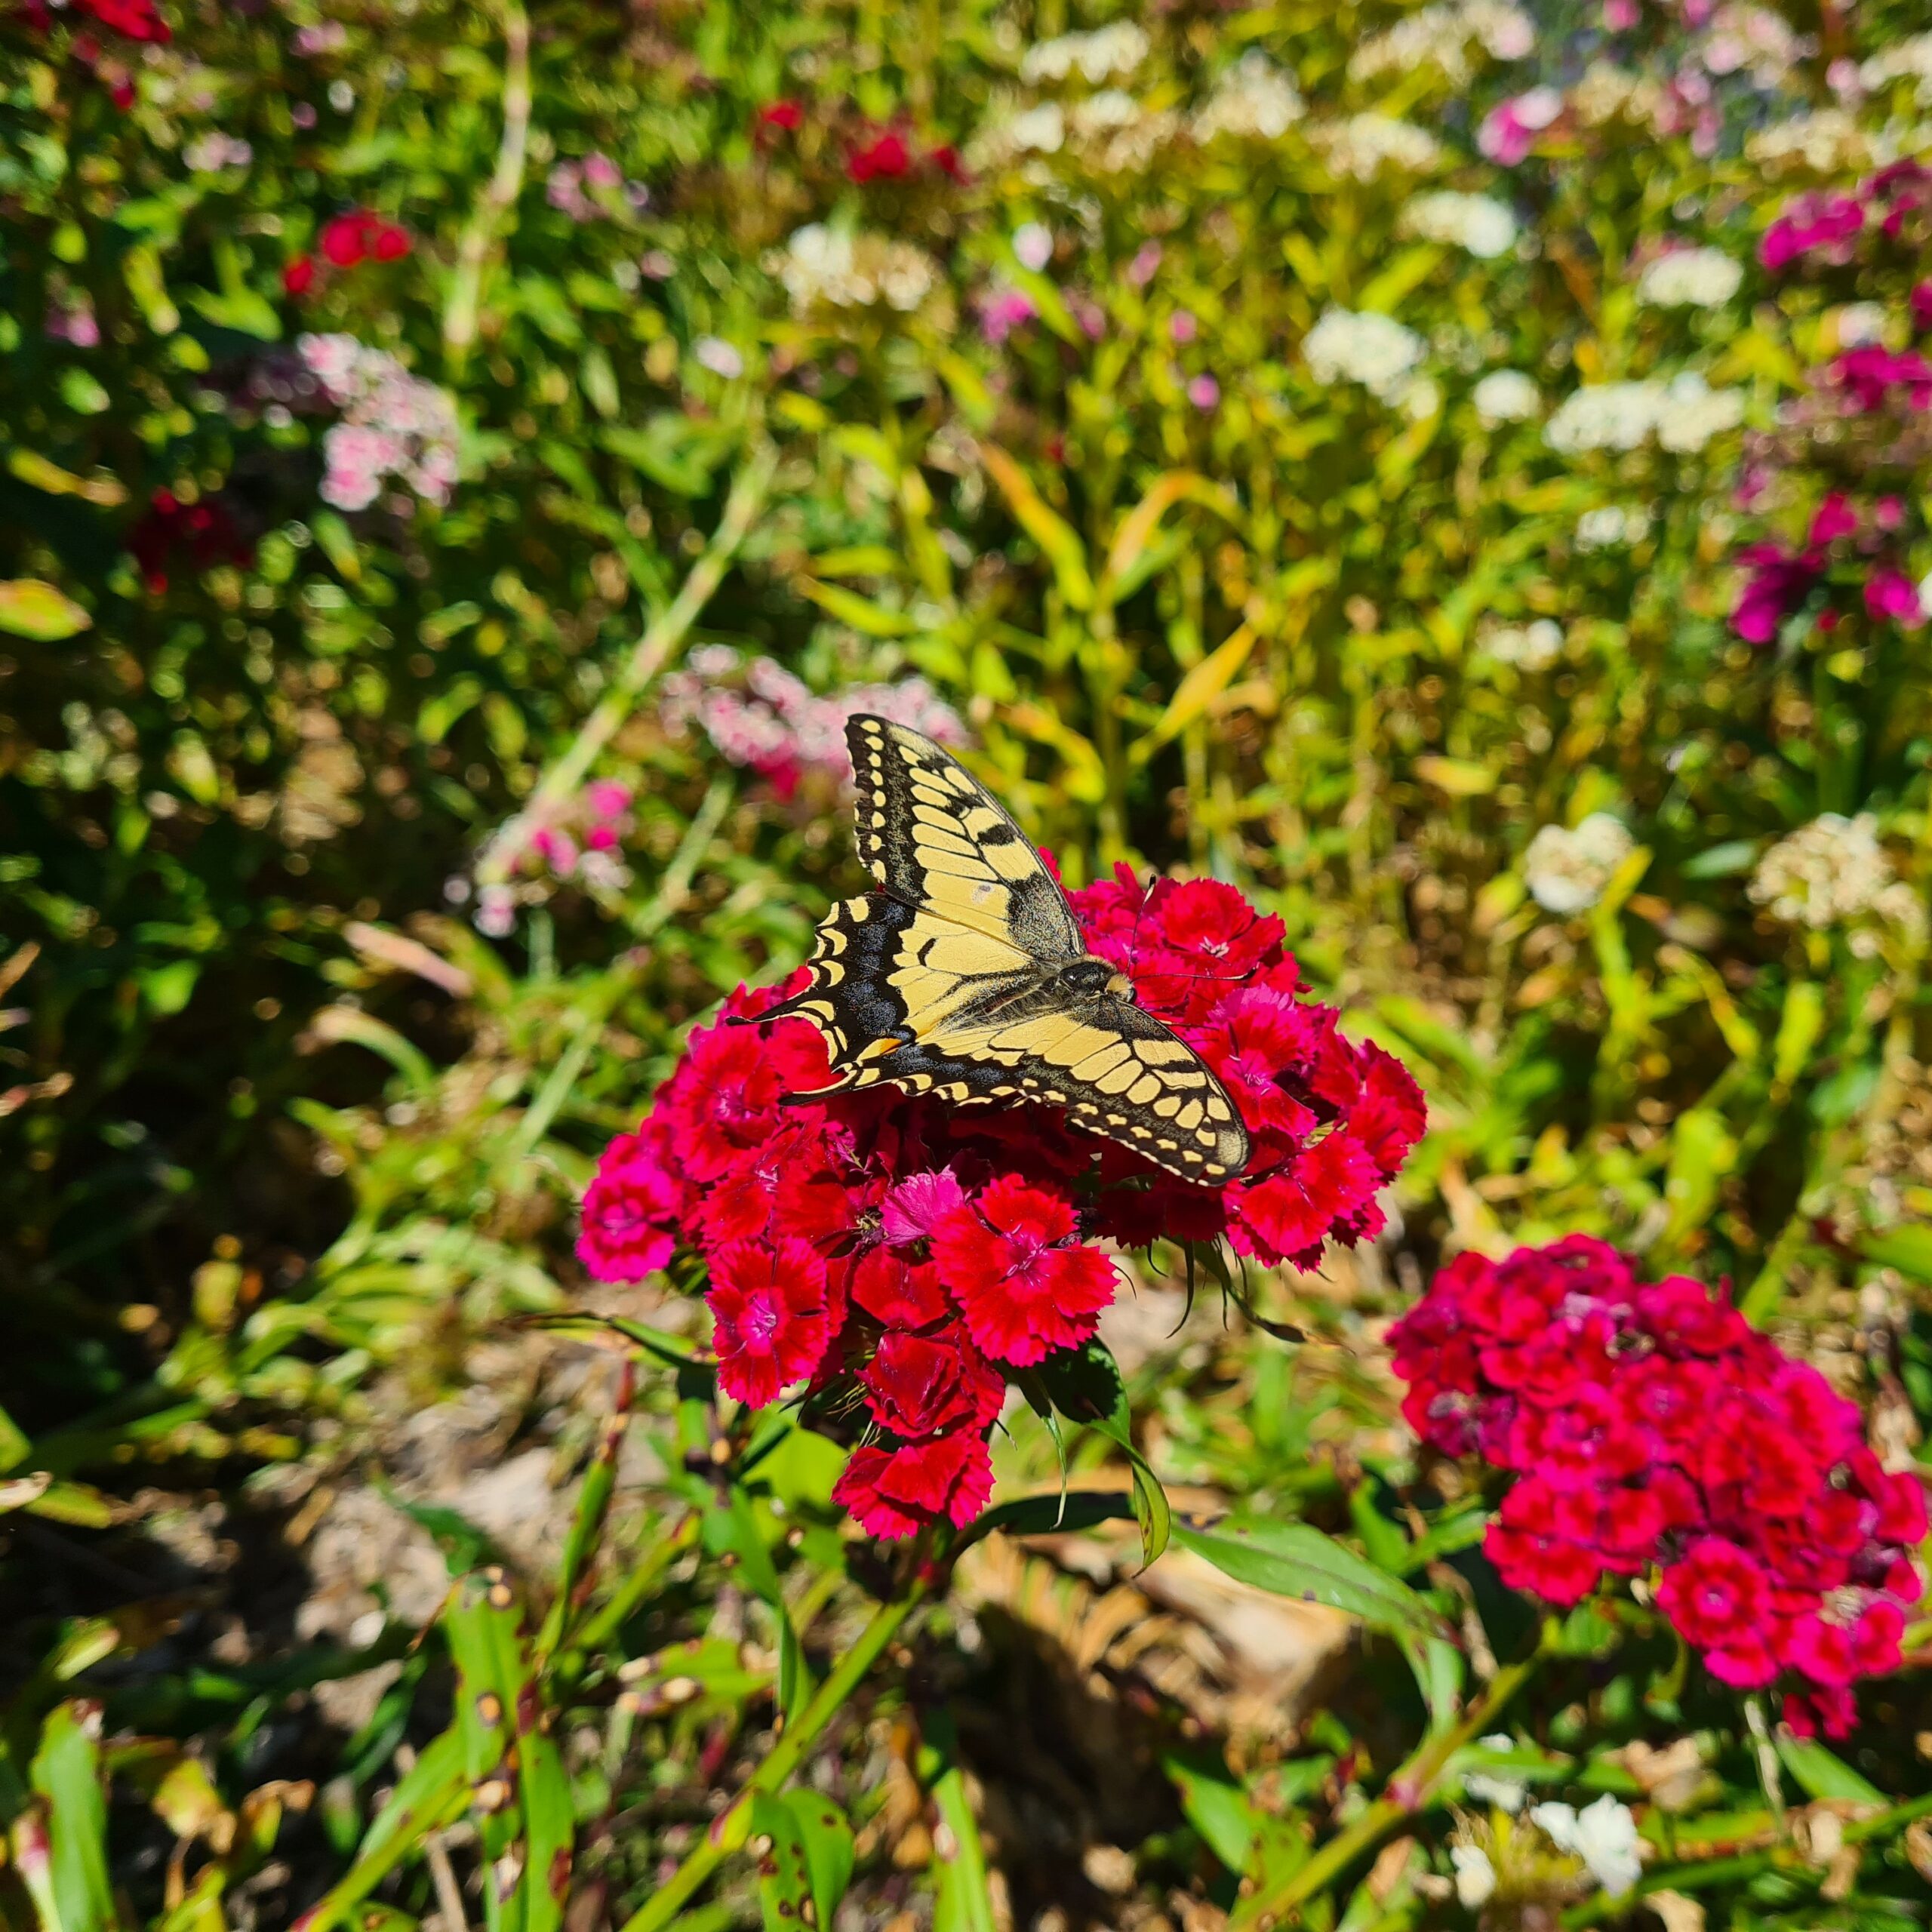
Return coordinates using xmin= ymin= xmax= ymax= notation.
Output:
xmin=1390 ymin=1238 xmax=1926 ymax=1700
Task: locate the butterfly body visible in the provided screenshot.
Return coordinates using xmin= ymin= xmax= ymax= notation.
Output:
xmin=764 ymin=715 xmax=1251 ymax=1183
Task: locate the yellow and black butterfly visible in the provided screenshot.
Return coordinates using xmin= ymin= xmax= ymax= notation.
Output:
xmin=761 ymin=714 xmax=1251 ymax=1183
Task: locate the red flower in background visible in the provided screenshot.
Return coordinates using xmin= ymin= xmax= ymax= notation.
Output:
xmin=1389 ymin=1235 xmax=1927 ymax=1706
xmin=320 ymin=208 xmax=412 ymax=269
xmin=22 ymin=0 xmax=168 ymax=41
xmin=847 ymin=125 xmax=912 ymax=183
xmin=127 ymin=488 xmax=254 ymax=593
xmin=580 ymin=859 xmax=1426 ymax=1541
xmin=755 ymin=98 xmax=804 ymax=137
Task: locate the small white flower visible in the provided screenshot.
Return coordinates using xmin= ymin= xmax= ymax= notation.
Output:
xmin=1576 ymin=504 xmax=1651 ymax=549
xmin=1013 ymin=221 xmax=1054 ymax=272
xmin=1637 ymin=246 xmax=1743 ymax=309
xmin=1836 ymin=300 xmax=1887 ymax=346
xmin=1482 ymin=617 xmax=1563 ymax=669
xmin=1310 ymin=113 xmax=1444 ymax=181
xmin=1533 ymin=1795 xmax=1644 ymax=1898
xmin=1401 ymin=189 xmax=1518 ymax=258
xmin=1474 ymin=368 xmax=1540 ymax=423
xmin=1749 ymin=812 xmax=1922 ymax=934
xmin=694 ymin=336 xmax=744 ymax=378
xmin=1020 ymin=20 xmax=1149 ymax=85
xmin=1303 ymin=307 xmax=1427 ymax=401
xmin=1524 ymin=814 xmax=1635 ymax=913
xmin=1464 ymin=1734 xmax=1533 ymax=1811
xmin=1350 ymin=0 xmax=1535 ymax=85
xmin=1193 ymin=50 xmax=1305 ymax=141
xmin=1657 ymin=371 xmax=1745 ymax=453
xmin=1451 ymin=1844 xmax=1498 ymax=1908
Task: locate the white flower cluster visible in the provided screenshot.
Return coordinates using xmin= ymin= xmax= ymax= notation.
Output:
xmin=1349 ymin=0 xmax=1534 ymax=85
xmin=772 ymin=225 xmax=940 ymax=315
xmin=1309 ymin=114 xmax=1444 ymax=181
xmin=1193 ymin=51 xmax=1304 ymax=142
xmin=1575 ymin=504 xmax=1652 ymax=549
xmin=1473 ymin=368 xmax=1540 ymax=423
xmin=1463 ymin=1736 xmax=1531 ymax=1811
xmin=1571 ymin=62 xmax=1670 ymax=130
xmin=1637 ymin=246 xmax=1743 ymax=309
xmin=969 ymin=93 xmax=1177 ymax=174
xmin=1750 ymin=814 xmax=1926 ymax=948
xmin=298 ymin=333 xmax=460 ymax=513
xmin=183 ymin=132 xmax=253 ymax=172
xmin=1835 ymin=302 xmax=1888 ymax=349
xmin=1746 ymin=108 xmax=1879 ymax=175
xmin=1860 ymin=31 xmax=1932 ymax=103
xmin=1481 ymin=617 xmax=1563 ymax=667
xmin=1524 ymin=814 xmax=1635 ymax=913
xmin=1303 ymin=307 xmax=1428 ymax=403
xmin=1020 ymin=20 xmax=1149 ymax=86
xmin=1545 ymin=372 xmax=1743 ymax=457
xmin=1400 ymin=190 xmax=1518 ymax=259
xmin=1701 ymin=3 xmax=1804 ymax=88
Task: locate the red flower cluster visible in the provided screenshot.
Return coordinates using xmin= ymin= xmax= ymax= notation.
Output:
xmin=19 ymin=0 xmax=168 ymax=41
xmin=580 ymin=869 xmax=1424 ymax=1540
xmin=1390 ymin=1238 xmax=1926 ymax=1694
xmin=283 ymin=209 xmax=411 ymax=298
xmin=128 ymin=488 xmax=254 ymax=594
xmin=845 ymin=122 xmax=963 ymax=185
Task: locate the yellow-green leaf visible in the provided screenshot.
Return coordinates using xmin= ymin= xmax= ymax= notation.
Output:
xmin=978 ymin=445 xmax=1094 ymax=611
xmin=1131 ymin=623 xmax=1258 ymax=765
xmin=0 ymin=579 xmax=91 ymax=640
xmin=1412 ymin=755 xmax=1496 ymax=796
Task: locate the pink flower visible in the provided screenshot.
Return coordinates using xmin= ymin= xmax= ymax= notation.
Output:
xmin=1478 ymin=86 xmax=1562 ymax=166
xmin=1865 ymin=567 xmax=1924 ymax=626
xmin=1760 ymin=192 xmax=1863 ymax=273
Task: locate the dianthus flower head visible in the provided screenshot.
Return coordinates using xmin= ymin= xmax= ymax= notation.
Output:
xmin=706 ymin=1239 xmax=835 ymax=1408
xmin=579 ymin=866 xmax=1425 ymax=1540
xmin=1391 ymin=1236 xmax=1927 ymax=1698
xmin=931 ymin=1176 xmax=1119 ymax=1366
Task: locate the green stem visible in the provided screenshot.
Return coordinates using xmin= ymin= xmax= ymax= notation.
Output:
xmin=616 ymin=1583 xmax=928 ymax=1932
xmin=1230 ymin=1648 xmax=1543 ymax=1930
xmin=474 ymin=443 xmax=776 ymax=888
xmin=568 ymin=1512 xmax=700 ymax=1658
xmin=441 ymin=0 xmax=530 ymax=371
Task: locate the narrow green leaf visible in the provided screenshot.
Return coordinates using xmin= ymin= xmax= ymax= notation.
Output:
xmin=1776 ymin=1736 xmax=1886 ymax=1805
xmin=1170 ymin=1518 xmax=1452 ymax=1642
xmin=0 ymin=579 xmax=91 ymax=641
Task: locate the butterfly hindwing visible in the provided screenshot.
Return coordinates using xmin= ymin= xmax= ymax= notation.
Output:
xmin=767 ymin=715 xmax=1252 ymax=1183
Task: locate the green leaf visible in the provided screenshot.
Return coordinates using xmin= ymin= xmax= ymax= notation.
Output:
xmin=1776 ymin=1736 xmax=1886 ymax=1806
xmin=1860 ymin=1223 xmax=1932 ymax=1281
xmin=1170 ymin=1518 xmax=1452 ymax=1642
xmin=30 ymin=1703 xmax=122 ymax=1932
xmin=977 ymin=445 xmax=1093 ymax=610
xmin=919 ymin=1713 xmax=995 ymax=1932
xmin=0 ymin=579 xmax=91 ymax=640
xmin=1681 ymin=840 xmax=1759 ymax=878
xmin=969 ymin=1491 xmax=1136 ymax=1540
xmin=782 ymin=1791 xmax=855 ymax=1930
xmin=1161 ymin=1749 xmax=1260 ymax=1875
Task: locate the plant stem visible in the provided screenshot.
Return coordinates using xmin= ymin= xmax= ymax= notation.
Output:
xmin=616 ymin=1583 xmax=928 ymax=1932
xmin=568 ymin=1511 xmax=700 ymax=1658
xmin=442 ymin=0 xmax=530 ymax=371
xmin=1229 ymin=1649 xmax=1543 ymax=1930
xmin=473 ymin=443 xmax=776 ymax=888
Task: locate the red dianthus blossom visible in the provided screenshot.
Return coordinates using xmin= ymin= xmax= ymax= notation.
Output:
xmin=579 ymin=861 xmax=1426 ymax=1540
xmin=1389 ymin=1236 xmax=1927 ymax=1709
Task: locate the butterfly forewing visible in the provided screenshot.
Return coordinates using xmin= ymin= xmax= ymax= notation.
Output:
xmin=848 ymin=715 xmax=1085 ymax=961
xmin=769 ymin=715 xmax=1251 ymax=1183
